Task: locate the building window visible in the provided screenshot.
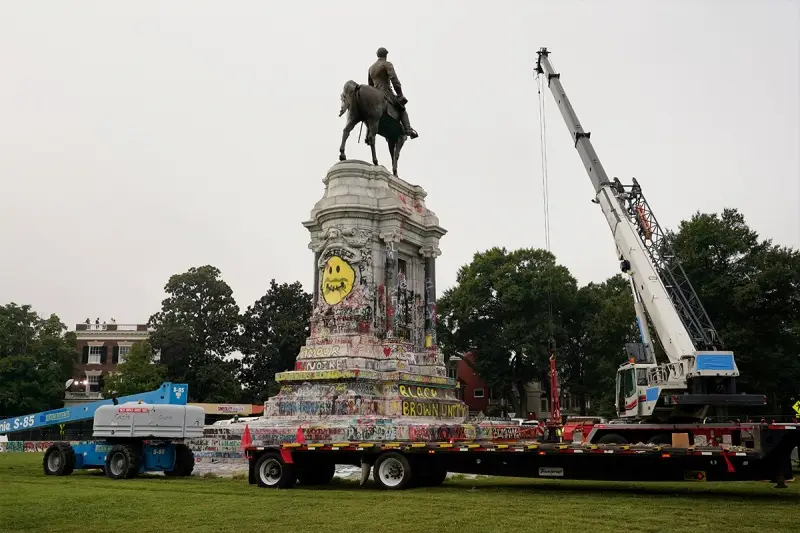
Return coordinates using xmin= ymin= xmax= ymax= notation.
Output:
xmin=473 ymin=388 xmax=485 ymax=399
xmin=88 ymin=346 xmax=103 ymax=364
xmin=541 ymin=398 xmax=548 ymax=412
xmin=118 ymin=346 xmax=130 ymax=364
xmin=87 ymin=375 xmax=100 ymax=392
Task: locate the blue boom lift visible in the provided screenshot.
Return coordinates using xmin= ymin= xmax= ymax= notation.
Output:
xmin=0 ymin=382 xmax=206 ymax=479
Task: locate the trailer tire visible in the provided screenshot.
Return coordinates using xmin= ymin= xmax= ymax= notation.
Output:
xmin=105 ymin=444 xmax=141 ymax=480
xmin=648 ymin=434 xmax=672 ymax=445
xmin=43 ymin=443 xmax=75 ymax=476
xmin=597 ymin=433 xmax=629 ymax=445
xmin=373 ymin=452 xmax=413 ymax=490
xmin=254 ymin=452 xmax=296 ymax=489
xmin=165 ymin=444 xmax=195 ymax=477
xmin=296 ymin=461 xmax=335 ymax=486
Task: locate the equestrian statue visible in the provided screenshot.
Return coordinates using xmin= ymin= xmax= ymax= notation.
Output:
xmin=338 ymin=47 xmax=419 ymax=176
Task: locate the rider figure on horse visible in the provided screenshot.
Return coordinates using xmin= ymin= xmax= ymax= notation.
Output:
xmin=368 ymin=47 xmax=419 ymax=139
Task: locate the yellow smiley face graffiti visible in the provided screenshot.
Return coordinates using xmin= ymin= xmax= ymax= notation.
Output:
xmin=322 ymin=256 xmax=355 ymax=305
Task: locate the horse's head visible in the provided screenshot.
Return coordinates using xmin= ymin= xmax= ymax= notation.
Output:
xmin=339 ymin=80 xmax=359 ymax=117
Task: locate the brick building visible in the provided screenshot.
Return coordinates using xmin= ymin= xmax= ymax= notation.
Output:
xmin=65 ymin=321 xmax=155 ymax=406
xmin=454 ymin=352 xmax=585 ymax=420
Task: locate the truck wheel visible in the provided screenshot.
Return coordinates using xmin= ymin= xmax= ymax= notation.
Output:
xmin=648 ymin=434 xmax=672 ymax=445
xmin=105 ymin=444 xmax=141 ymax=480
xmin=43 ymin=443 xmax=76 ymax=476
xmin=165 ymin=444 xmax=195 ymax=477
xmin=597 ymin=433 xmax=628 ymax=445
xmin=254 ymin=452 xmax=296 ymax=489
xmin=373 ymin=452 xmax=413 ymax=490
xmin=296 ymin=461 xmax=335 ymax=486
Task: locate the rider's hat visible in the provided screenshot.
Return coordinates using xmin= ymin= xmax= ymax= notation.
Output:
xmin=376 ymin=47 xmax=388 ymax=58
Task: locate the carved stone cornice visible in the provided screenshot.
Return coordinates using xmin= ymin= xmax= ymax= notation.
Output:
xmin=379 ymin=229 xmax=402 ymax=243
xmin=419 ymin=244 xmax=442 ymax=258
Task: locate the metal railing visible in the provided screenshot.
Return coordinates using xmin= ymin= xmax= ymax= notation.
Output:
xmin=647 ymin=361 xmax=686 ymax=386
xmin=64 ymin=391 xmax=103 ymax=400
xmin=76 ymin=323 xmax=148 ymax=332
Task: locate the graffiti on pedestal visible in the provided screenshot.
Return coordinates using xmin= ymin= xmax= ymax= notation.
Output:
xmin=310 ymin=226 xmax=376 ymax=338
xmin=298 ymin=345 xmax=344 ymax=359
xmin=321 ymin=255 xmax=355 ymax=305
xmin=401 ymin=400 xmax=468 ymax=419
xmin=265 ymin=396 xmax=384 ymax=418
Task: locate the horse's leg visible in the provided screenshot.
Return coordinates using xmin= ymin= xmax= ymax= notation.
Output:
xmin=339 ymin=115 xmax=360 ymax=161
xmin=392 ymin=135 xmax=406 ymax=176
xmin=367 ymin=119 xmax=380 ymax=166
xmin=386 ymin=138 xmax=397 ymax=176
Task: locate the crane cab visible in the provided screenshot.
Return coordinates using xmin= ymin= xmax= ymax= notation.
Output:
xmin=615 ymin=361 xmax=657 ymax=419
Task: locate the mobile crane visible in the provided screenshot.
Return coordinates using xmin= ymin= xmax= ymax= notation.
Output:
xmin=534 ymin=48 xmax=767 ymax=443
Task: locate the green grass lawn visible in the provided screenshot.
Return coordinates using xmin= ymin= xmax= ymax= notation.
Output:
xmin=1 ymin=453 xmax=797 ymax=533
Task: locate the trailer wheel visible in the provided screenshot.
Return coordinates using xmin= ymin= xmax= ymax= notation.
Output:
xmin=105 ymin=444 xmax=141 ymax=480
xmin=43 ymin=443 xmax=75 ymax=476
xmin=597 ymin=433 xmax=629 ymax=445
xmin=374 ymin=452 xmax=413 ymax=490
xmin=165 ymin=444 xmax=195 ymax=477
xmin=255 ymin=452 xmax=296 ymax=489
xmin=296 ymin=461 xmax=335 ymax=486
xmin=648 ymin=434 xmax=672 ymax=445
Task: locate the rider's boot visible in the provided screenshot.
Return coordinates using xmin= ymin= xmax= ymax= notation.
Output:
xmin=401 ymin=113 xmax=419 ymax=139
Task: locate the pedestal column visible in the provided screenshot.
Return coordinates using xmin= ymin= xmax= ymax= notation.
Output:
xmin=421 ymin=244 xmax=442 ymax=349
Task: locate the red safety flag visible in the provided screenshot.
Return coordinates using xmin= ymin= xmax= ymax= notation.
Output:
xmin=721 ymin=449 xmax=736 ymax=473
xmin=295 ymin=425 xmax=306 ymax=444
xmin=280 ymin=448 xmax=294 ymax=464
xmin=240 ymin=424 xmax=252 ymax=450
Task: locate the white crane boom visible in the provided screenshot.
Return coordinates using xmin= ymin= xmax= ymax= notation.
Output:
xmin=531 ymin=48 xmax=772 ymax=423
xmin=534 ymin=49 xmax=695 ymax=366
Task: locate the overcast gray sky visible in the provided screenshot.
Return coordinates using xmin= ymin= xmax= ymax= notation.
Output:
xmin=1 ymin=1 xmax=798 ymax=329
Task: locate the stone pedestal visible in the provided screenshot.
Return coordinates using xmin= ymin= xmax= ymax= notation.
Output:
xmin=241 ymin=161 xmax=532 ymax=446
xmin=261 ymin=161 xmax=467 ymax=435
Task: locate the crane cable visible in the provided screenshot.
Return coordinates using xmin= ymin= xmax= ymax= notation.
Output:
xmin=537 ymin=62 xmax=562 ymax=429
xmin=536 ymin=69 xmax=554 ymax=345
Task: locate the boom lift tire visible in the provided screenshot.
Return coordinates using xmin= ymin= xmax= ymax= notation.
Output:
xmin=43 ymin=443 xmax=76 ymax=476
xmin=373 ymin=452 xmax=414 ymax=490
xmin=105 ymin=444 xmax=142 ymax=480
xmin=255 ymin=452 xmax=296 ymax=489
xmin=164 ymin=443 xmax=195 ymax=477
xmin=596 ymin=433 xmax=629 ymax=445
xmin=296 ymin=460 xmax=336 ymax=486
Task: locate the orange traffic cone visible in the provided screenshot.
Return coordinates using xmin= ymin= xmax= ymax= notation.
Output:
xmin=240 ymin=424 xmax=252 ymax=451
xmin=295 ymin=425 xmax=306 ymax=444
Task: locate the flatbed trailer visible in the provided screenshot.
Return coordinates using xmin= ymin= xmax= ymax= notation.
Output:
xmin=244 ymin=423 xmax=799 ymax=490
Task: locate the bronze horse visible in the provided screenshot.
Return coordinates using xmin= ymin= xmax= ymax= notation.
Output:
xmin=338 ymin=80 xmax=407 ymax=176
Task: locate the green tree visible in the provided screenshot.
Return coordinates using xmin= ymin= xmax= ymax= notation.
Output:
xmin=239 ymin=280 xmax=312 ymax=402
xmin=437 ymin=247 xmax=578 ymax=415
xmin=0 ymin=303 xmax=76 ymax=417
xmin=148 ymin=265 xmax=242 ymax=402
xmin=560 ymin=275 xmax=637 ymax=417
xmin=668 ymin=208 xmax=800 ymax=414
xmin=101 ymin=340 xmax=165 ymax=397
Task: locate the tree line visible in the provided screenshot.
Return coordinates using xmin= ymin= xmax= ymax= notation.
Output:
xmin=1 ymin=207 xmax=797 ymax=419
xmin=436 ymin=208 xmax=800 ymax=418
